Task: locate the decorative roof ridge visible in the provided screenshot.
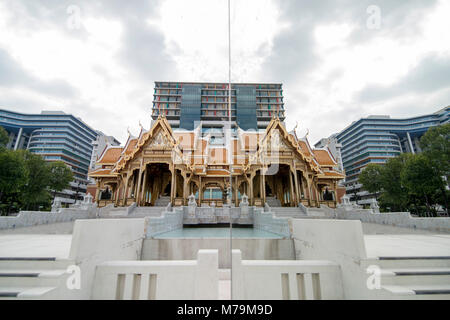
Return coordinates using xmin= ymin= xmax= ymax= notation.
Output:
xmin=298 ymin=135 xmax=314 ymax=156
xmin=326 ymin=146 xmax=338 ymax=164
xmin=121 ymin=134 xmax=138 ymax=155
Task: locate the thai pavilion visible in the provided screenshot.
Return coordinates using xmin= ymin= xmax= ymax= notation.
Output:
xmin=89 ymin=116 xmax=344 ymax=208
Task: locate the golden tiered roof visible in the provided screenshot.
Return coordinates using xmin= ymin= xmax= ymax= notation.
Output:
xmin=312 ymin=149 xmax=337 ymax=167
xmin=89 ymin=115 xmax=344 ymax=179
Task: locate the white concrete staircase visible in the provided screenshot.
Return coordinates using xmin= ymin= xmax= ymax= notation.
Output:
xmin=0 ymin=257 xmax=74 ymax=300
xmin=361 ymin=256 xmax=450 ymax=299
xmin=306 ymin=207 xmax=328 ymax=217
xmin=129 ymin=207 xmax=165 ymax=218
xmin=271 ymin=207 xmax=308 ymax=218
xmin=155 ymin=196 xmax=171 ymax=207
xmin=104 ymin=207 xmax=129 ymax=217
xmin=265 ymin=197 xmax=282 ymax=207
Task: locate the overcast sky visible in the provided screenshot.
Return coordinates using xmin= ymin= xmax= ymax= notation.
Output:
xmin=0 ymin=0 xmax=449 ymax=145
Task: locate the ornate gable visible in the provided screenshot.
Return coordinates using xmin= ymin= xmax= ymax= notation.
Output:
xmin=251 ymin=117 xmax=321 ymax=173
xmin=116 ymin=115 xmax=183 ymax=171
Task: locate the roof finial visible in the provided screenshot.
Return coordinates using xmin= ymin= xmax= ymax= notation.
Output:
xmin=127 ymin=126 xmax=131 ymax=136
xmin=139 ymin=120 xmax=143 ymax=130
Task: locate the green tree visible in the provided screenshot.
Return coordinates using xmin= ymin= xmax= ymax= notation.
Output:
xmin=379 ymin=153 xmax=412 ymax=212
xmin=0 ymin=150 xmax=28 ymax=215
xmin=359 ymin=154 xmax=412 ymax=212
xmin=0 ymin=126 xmax=9 ymax=150
xmin=420 ymin=123 xmax=450 ymax=177
xmin=420 ymin=124 xmax=450 ymax=214
xmin=358 ymin=164 xmax=383 ymax=194
xmin=48 ymin=161 xmax=73 ymax=201
xmin=401 ymin=154 xmax=444 ymax=216
xmin=18 ymin=151 xmax=51 ymax=210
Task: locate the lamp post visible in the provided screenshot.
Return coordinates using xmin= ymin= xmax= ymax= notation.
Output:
xmin=227 ymin=0 xmax=233 ymax=300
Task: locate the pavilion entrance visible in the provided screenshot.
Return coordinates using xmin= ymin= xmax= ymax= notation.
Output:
xmin=265 ymin=164 xmax=296 ymax=207
xmin=140 ymin=163 xmax=172 ymax=206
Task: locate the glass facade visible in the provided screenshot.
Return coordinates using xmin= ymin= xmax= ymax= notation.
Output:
xmin=0 ymin=109 xmax=98 ymax=204
xmin=336 ymin=107 xmax=450 ymax=204
xmin=236 ymin=85 xmax=258 ymax=130
xmin=179 ymin=84 xmax=202 ymax=130
xmin=152 ymin=82 xmax=285 ymax=130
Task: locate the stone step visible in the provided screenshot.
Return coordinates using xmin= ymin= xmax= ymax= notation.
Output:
xmin=134 ymin=207 xmax=166 ymax=210
xmin=274 ymin=212 xmax=303 ymax=215
xmin=0 ymin=269 xmax=68 ymax=287
xmin=380 ymin=267 xmax=450 ymax=286
xmin=0 ymin=286 xmax=57 ymax=300
xmin=129 ymin=207 xmax=165 ymax=217
xmin=362 ymin=257 xmax=450 ymax=269
xmin=275 ymin=215 xmax=307 ymax=219
xmin=381 ymin=284 xmax=450 ymax=299
xmin=0 ymin=258 xmax=74 ymax=270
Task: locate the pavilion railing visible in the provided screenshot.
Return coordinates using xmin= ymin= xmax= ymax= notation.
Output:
xmin=98 ymin=199 xmax=114 ymax=208
xmin=319 ymin=200 xmax=337 ymax=208
xmin=200 ymin=199 xmax=224 ymax=207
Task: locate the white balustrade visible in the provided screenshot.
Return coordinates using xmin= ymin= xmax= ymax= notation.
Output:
xmin=231 ymin=250 xmax=344 ymax=300
xmin=92 ymin=249 xmax=219 ymax=300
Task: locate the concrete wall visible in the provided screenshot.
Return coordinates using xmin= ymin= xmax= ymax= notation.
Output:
xmin=336 ymin=208 xmax=450 ymax=233
xmin=291 ymin=219 xmax=370 ymax=299
xmin=145 ymin=208 xmax=184 ymax=237
xmin=92 ymin=250 xmax=219 ymax=300
xmin=232 ymin=249 xmax=344 ymax=300
xmin=0 ymin=208 xmax=96 ymax=230
xmin=142 ymin=238 xmax=295 ymax=268
xmin=67 ymin=218 xmax=146 ymax=299
xmin=98 ymin=203 xmax=136 ymax=218
xmin=253 ymin=208 xmax=291 ymax=237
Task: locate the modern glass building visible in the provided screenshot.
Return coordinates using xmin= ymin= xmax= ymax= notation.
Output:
xmin=336 ymin=106 xmax=450 ymax=205
xmin=0 ymin=109 xmax=99 ymax=204
xmin=151 ymin=81 xmax=285 ymax=131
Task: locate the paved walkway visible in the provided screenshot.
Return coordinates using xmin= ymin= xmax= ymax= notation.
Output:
xmin=1 ymin=221 xmax=446 ymax=236
xmin=1 ymin=220 xmax=449 ymax=261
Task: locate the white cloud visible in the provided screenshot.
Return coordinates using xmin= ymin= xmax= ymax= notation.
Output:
xmin=153 ymin=0 xmax=286 ymax=82
xmin=0 ymin=0 xmax=449 ymax=146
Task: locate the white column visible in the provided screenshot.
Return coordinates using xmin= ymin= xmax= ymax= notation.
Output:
xmin=14 ymin=127 xmax=23 ymax=150
xmin=406 ymin=132 xmax=415 ymax=154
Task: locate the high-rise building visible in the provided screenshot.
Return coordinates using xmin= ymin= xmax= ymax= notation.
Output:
xmin=335 ymin=106 xmax=450 ymax=205
xmin=151 ymin=81 xmax=285 ymax=131
xmin=0 ymin=109 xmax=99 ymax=205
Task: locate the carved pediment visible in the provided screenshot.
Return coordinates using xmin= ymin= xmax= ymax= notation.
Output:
xmin=148 ymin=130 xmax=171 ymax=148
xmin=264 ymin=129 xmax=290 ymax=153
